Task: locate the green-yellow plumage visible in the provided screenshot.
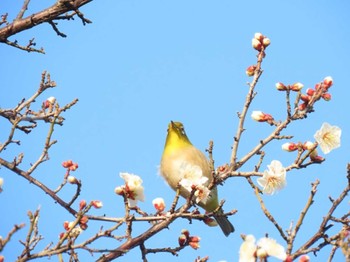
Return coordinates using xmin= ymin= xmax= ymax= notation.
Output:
xmin=160 ymin=121 xmax=234 ymax=236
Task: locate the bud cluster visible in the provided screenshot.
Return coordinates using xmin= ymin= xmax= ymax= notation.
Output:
xmin=178 ymin=229 xmax=201 ymax=250
xmin=275 ymin=82 xmax=304 ymax=92
xmin=299 ymin=76 xmax=333 ymax=110
xmin=62 ymin=160 xmax=79 ymax=171
xmin=282 ymin=141 xmax=324 ymax=163
xmin=252 ymin=33 xmax=271 ymax=51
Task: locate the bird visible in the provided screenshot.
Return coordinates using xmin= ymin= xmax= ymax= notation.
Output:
xmin=160 ymin=121 xmax=234 ymax=236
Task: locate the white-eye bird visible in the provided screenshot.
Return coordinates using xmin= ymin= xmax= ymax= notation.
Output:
xmin=160 ymin=121 xmax=234 ymax=236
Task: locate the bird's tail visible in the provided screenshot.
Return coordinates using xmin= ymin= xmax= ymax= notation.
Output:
xmin=214 ymin=211 xmax=235 ymax=237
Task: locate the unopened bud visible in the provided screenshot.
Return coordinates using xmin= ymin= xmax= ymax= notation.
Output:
xmin=323 ymin=76 xmax=333 ymax=88
xmin=299 ymin=255 xmax=310 ymax=262
xmin=47 ymin=96 xmax=56 ymax=104
xmin=203 ymin=216 xmax=218 ymax=227
xmin=298 ymin=102 xmax=307 ymax=111
xmin=282 ymin=142 xmax=298 ymax=152
xmin=79 ymin=200 xmax=87 ymax=210
xmin=67 ymin=176 xmax=79 ymax=184
xmin=322 ymin=93 xmax=331 ymax=101
xmin=306 ymin=88 xmax=315 ymax=96
xmin=290 ymin=82 xmax=304 ymax=91
xmin=79 ymin=216 xmax=89 ymax=225
xmin=181 ymin=229 xmax=190 ymax=238
xmin=251 ymin=111 xmax=273 ymax=122
xmin=262 ymin=37 xmax=270 ymax=47
xmin=91 ymin=200 xmax=103 ymax=209
xmin=254 ymin=32 xmax=264 ymax=42
xmin=275 ymin=82 xmax=287 ymax=91
xmin=300 ymin=94 xmax=310 ymax=102
xmin=69 ymin=163 xmax=79 ymax=171
xmin=63 ymin=221 xmax=71 ymax=231
xmin=303 ymin=141 xmax=315 ymax=151
xmin=252 ymin=38 xmax=262 ymax=51
xmin=178 ymin=234 xmax=187 ymax=246
xmin=114 ymin=186 xmax=124 ymax=195
xmin=246 ymin=65 xmax=256 ymax=77
xmin=152 ymin=197 xmax=166 ymax=212
xmin=62 ymin=160 xmax=73 ymax=168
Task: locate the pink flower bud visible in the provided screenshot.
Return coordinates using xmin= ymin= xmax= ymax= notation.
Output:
xmin=79 ymin=216 xmax=89 ymax=225
xmin=298 ymin=102 xmax=307 ymax=111
xmin=62 ymin=160 xmax=73 ymax=168
xmin=323 ymin=76 xmax=333 ymax=88
xmin=178 ymin=234 xmax=187 ymax=246
xmin=303 ymin=141 xmax=315 ymax=151
xmin=290 ymin=82 xmax=304 ymax=91
xmin=282 ymin=142 xmax=298 ymax=152
xmin=203 ymin=217 xmax=218 ymax=227
xmin=310 ymin=154 xmax=324 ymax=163
xmin=252 ymin=38 xmax=262 ymax=51
xmin=300 ymin=94 xmax=310 ymax=102
xmin=181 ymin=229 xmax=190 ymax=238
xmin=299 ymin=255 xmax=310 ymax=262
xmin=47 ymin=96 xmax=56 ymax=104
xmin=152 ymin=197 xmax=166 ymax=212
xmin=262 ymin=37 xmax=271 ymax=47
xmin=63 ymin=221 xmax=70 ymax=231
xmin=251 ymin=111 xmax=273 ymax=122
xmin=276 ymin=82 xmax=287 ymax=91
xmin=188 ymin=236 xmax=201 ymax=250
xmin=91 ymin=200 xmax=103 ymax=209
xmin=80 ymin=223 xmax=88 ymax=230
xmin=114 ymin=186 xmax=124 ymax=195
xmin=306 ymin=88 xmax=315 ymax=96
xmin=246 ymin=65 xmax=256 ymax=76
xmin=79 ymin=200 xmax=87 ymax=210
xmin=254 ymin=32 xmax=264 ymax=42
xmin=322 ymin=93 xmax=331 ymax=101
xmin=69 ymin=163 xmax=79 ymax=171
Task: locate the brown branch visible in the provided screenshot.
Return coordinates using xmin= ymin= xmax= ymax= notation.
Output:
xmin=0 ymin=157 xmax=77 ymax=217
xmin=230 ymin=48 xmax=265 ymax=168
xmin=253 ymin=187 xmax=288 ymax=241
xmin=0 ymin=223 xmax=26 ymax=251
xmin=287 ymin=180 xmax=320 ymax=254
xmin=0 ymin=0 xmax=93 ymax=52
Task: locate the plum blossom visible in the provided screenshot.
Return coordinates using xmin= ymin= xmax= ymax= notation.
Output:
xmin=257 ymin=160 xmax=286 ymax=195
xmin=239 ymin=234 xmax=256 ymax=262
xmin=178 ymin=163 xmax=210 ymax=204
xmin=314 ymin=122 xmax=341 ymax=154
xmin=119 ymin=172 xmax=145 ymax=207
xmin=257 ymin=237 xmax=287 ymax=260
xmin=239 ymin=235 xmax=287 ymax=261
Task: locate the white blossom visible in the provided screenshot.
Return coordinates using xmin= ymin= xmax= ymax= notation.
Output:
xmin=314 ymin=122 xmax=341 ymax=154
xmin=120 ymin=172 xmax=145 ymax=207
xmin=178 ymin=163 xmax=210 ymax=204
xmin=257 ymin=237 xmax=287 ymax=260
xmin=239 ymin=235 xmax=256 ymax=262
xmin=257 ymin=160 xmax=286 ymax=195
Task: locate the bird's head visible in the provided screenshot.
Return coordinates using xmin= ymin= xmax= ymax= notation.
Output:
xmin=163 ymin=121 xmax=192 ymax=152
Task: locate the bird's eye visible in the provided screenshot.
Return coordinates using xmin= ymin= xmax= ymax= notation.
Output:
xmin=180 ymin=128 xmax=186 ymax=135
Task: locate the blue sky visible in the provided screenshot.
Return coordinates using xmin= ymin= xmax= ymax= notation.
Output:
xmin=1 ymin=1 xmax=349 ymax=261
